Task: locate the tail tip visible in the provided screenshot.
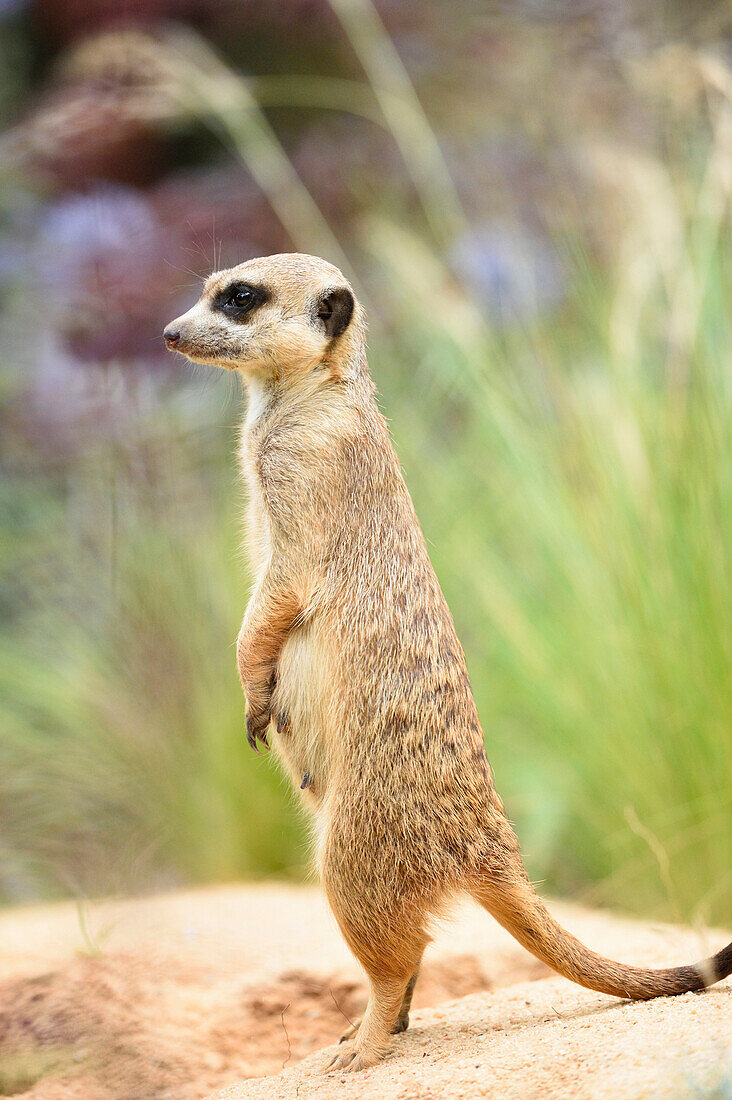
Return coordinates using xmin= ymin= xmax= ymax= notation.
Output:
xmin=697 ymin=941 xmax=732 ymax=989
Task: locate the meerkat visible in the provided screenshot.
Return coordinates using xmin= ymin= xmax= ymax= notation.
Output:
xmin=164 ymin=253 xmax=732 ymax=1073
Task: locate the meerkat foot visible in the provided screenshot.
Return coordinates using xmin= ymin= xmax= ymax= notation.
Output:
xmin=339 ymin=1011 xmax=409 ymax=1043
xmin=392 ymin=1010 xmax=410 ymax=1034
xmin=338 ymin=964 xmax=417 ymax=1043
xmin=327 ymin=1044 xmax=383 ymax=1073
xmin=327 ymin=972 xmax=415 ymax=1073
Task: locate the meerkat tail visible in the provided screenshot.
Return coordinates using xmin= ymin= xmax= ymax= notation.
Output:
xmin=474 ymin=872 xmax=732 ymax=999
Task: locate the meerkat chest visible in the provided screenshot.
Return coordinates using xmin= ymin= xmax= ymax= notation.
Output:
xmin=238 ymin=419 xmax=273 ymax=577
xmin=238 ymin=391 xmax=338 ymax=803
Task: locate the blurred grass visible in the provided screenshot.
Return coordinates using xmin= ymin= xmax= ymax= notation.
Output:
xmin=0 ymin=393 xmax=306 ymax=897
xmin=0 ymin=16 xmax=730 ymax=926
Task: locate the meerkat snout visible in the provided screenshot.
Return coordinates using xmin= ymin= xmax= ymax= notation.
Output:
xmin=163 ymin=252 xmax=362 ymax=379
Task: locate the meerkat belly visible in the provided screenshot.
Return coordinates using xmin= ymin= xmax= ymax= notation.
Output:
xmin=270 ymin=622 xmax=335 ymax=804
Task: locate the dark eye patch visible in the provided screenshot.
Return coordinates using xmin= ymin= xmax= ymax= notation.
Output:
xmin=212 ymin=282 xmax=269 ymax=320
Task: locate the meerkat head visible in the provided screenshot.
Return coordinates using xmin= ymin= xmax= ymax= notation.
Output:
xmin=163 ymin=253 xmax=363 ymax=381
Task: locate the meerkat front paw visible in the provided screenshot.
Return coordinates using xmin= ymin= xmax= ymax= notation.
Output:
xmin=245 ymin=702 xmax=271 ymax=753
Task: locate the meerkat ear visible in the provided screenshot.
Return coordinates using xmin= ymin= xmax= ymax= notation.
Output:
xmin=317 ymin=287 xmax=354 ymax=340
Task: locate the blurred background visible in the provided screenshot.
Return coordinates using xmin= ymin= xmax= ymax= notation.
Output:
xmin=0 ymin=0 xmax=730 ymax=926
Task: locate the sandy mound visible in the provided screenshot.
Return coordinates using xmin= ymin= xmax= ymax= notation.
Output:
xmin=0 ymin=885 xmax=726 ymax=1099
xmin=0 ymin=888 xmax=545 ymax=1099
xmin=0 ymin=949 xmax=543 ymax=1098
xmin=211 ymin=978 xmax=732 ymax=1100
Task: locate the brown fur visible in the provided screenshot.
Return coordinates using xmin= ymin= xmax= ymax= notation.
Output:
xmin=165 ymin=253 xmax=732 ymax=1073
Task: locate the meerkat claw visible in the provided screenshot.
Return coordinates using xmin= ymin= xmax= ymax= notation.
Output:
xmin=327 ymin=1047 xmax=357 ymax=1071
xmin=328 ymin=1047 xmax=379 ymax=1073
xmin=245 ymin=713 xmax=269 ymax=753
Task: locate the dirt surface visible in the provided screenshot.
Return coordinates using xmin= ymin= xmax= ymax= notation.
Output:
xmin=212 ymin=979 xmax=731 ymax=1100
xmin=0 ymin=884 xmax=727 ymax=1099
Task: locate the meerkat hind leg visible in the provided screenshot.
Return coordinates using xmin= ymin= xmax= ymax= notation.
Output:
xmin=329 ymin=971 xmax=414 ymax=1073
xmin=339 ymin=963 xmax=421 ymax=1043
xmin=394 ymin=965 xmax=420 ymax=1032
xmin=327 ymin=910 xmax=426 ymax=1073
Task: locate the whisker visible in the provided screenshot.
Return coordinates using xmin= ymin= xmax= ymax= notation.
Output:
xmin=163 ymin=257 xmax=206 ymax=283
xmin=208 ymin=213 xmax=223 ymax=274
xmin=182 ymin=219 xmax=211 ymax=270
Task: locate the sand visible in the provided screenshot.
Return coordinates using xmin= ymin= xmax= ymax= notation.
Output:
xmin=0 ymin=884 xmax=727 ymax=1099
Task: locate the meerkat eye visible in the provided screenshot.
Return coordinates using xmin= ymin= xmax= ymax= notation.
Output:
xmin=229 ymin=287 xmax=254 ymax=309
xmin=213 ymin=282 xmax=268 ymax=319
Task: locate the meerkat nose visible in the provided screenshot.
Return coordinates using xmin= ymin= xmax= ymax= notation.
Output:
xmin=163 ymin=328 xmax=180 ymax=345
